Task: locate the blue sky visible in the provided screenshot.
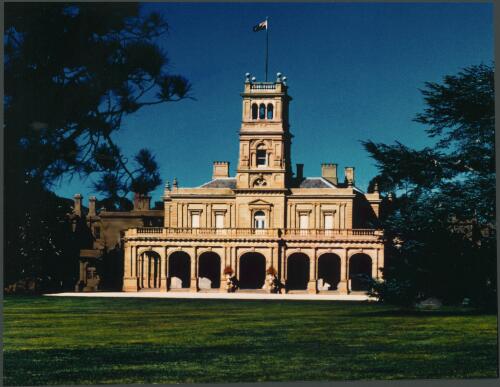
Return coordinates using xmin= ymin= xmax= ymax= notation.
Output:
xmin=55 ymin=2 xmax=493 ymax=203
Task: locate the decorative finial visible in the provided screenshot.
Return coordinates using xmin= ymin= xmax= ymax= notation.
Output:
xmin=173 ymin=177 xmax=178 ymax=189
xmin=165 ymin=181 xmax=171 ymax=191
xmin=282 ymin=76 xmax=287 ymax=86
xmin=245 ymin=72 xmax=251 ymax=83
xmin=373 ymin=182 xmax=379 ymax=193
xmin=251 ymin=76 xmax=256 ymax=82
xmin=276 ymin=72 xmax=282 ymax=82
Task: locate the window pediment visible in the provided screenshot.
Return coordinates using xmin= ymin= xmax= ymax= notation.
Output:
xmin=248 ymin=199 xmax=273 ymax=207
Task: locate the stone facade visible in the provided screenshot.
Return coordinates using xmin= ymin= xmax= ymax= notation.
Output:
xmin=73 ymin=194 xmax=163 ymax=291
xmin=121 ymin=73 xmax=385 ymax=294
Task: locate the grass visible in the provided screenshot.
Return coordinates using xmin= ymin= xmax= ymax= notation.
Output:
xmin=3 ymin=295 xmax=498 ymax=385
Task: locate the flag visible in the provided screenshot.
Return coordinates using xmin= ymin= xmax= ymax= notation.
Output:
xmin=253 ymin=20 xmax=267 ymax=32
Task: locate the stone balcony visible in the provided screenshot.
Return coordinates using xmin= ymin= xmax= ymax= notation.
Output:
xmin=125 ymin=227 xmax=383 ymax=241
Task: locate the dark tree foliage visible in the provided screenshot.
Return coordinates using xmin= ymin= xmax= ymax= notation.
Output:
xmin=363 ymin=63 xmax=496 ymax=308
xmin=4 ymin=3 xmax=190 ymax=289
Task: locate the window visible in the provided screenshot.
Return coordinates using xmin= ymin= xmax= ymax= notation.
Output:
xmin=267 ymin=103 xmax=274 ymax=119
xmin=259 ymin=103 xmax=266 ymax=119
xmin=324 ymin=214 xmax=334 ymax=230
xmin=251 ymin=103 xmax=258 ymax=119
xmin=324 ymin=213 xmax=334 ymax=236
xmin=299 ymin=214 xmax=309 ymax=230
xmin=256 ymin=148 xmax=267 ymax=167
xmin=254 ymin=211 xmax=266 ymax=229
xmin=215 ymin=213 xmax=224 ymax=229
xmin=191 ymin=213 xmax=200 ymax=228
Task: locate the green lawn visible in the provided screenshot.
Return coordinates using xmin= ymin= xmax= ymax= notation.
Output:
xmin=3 ymin=296 xmax=498 ymax=385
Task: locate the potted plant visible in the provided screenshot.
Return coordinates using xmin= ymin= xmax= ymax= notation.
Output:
xmin=223 ymin=266 xmax=234 ymax=278
xmin=223 ymin=266 xmax=236 ymax=292
xmin=266 ymin=266 xmax=277 ymax=277
xmin=266 ymin=266 xmax=279 ymax=293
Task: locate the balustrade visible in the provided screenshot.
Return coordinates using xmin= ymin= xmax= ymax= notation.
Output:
xmin=129 ymin=227 xmax=381 ymax=238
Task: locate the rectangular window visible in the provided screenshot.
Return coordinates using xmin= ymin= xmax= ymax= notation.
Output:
xmin=324 ymin=214 xmax=333 ymax=229
xmin=191 ymin=213 xmax=200 ymax=228
xmin=299 ymin=214 xmax=309 ymax=234
xmin=256 ymin=149 xmax=267 ymax=167
xmin=324 ymin=213 xmax=334 ymax=236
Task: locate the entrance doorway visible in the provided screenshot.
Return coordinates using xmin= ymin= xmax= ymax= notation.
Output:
xmin=286 ymin=253 xmax=310 ymax=290
xmin=168 ymin=251 xmax=191 ymax=288
xmin=239 ymin=252 xmax=266 ymax=289
xmin=198 ymin=252 xmax=221 ymax=288
xmin=349 ymin=253 xmax=372 ymax=291
xmin=317 ymin=253 xmax=341 ymax=290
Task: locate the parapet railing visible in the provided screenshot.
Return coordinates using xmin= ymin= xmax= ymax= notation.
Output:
xmin=283 ymin=229 xmax=380 ymax=237
xmin=130 ymin=227 xmax=382 ymax=238
xmin=250 ymin=83 xmax=277 ymax=90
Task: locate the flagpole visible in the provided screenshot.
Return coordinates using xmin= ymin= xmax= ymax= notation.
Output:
xmin=265 ymin=17 xmax=269 ymax=82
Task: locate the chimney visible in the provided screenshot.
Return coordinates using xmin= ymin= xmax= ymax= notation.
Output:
xmin=88 ymin=196 xmax=97 ymax=217
xmin=344 ymin=167 xmax=355 ymax=186
xmin=212 ymin=161 xmax=230 ymax=179
xmin=73 ymin=194 xmax=82 ymax=217
xmin=321 ymin=163 xmax=338 ymax=185
xmin=133 ymin=193 xmax=151 ymax=211
xmin=296 ymin=163 xmax=304 ymax=181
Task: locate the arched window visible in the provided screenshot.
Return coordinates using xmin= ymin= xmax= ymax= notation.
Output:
xmin=256 ymin=146 xmax=267 ymax=167
xmin=254 ymin=211 xmax=266 ymax=229
xmin=259 ymin=103 xmax=266 ymax=119
xmin=251 ymin=103 xmax=258 ymax=120
xmin=267 ymin=103 xmax=274 ymax=119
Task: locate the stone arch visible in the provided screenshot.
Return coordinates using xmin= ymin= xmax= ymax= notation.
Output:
xmin=286 ymin=253 xmax=310 ymax=291
xmin=198 ymin=252 xmax=221 ymax=289
xmin=317 ymin=253 xmax=341 ymax=291
xmin=349 ymin=253 xmax=372 ymax=291
xmin=168 ymin=251 xmax=191 ymax=288
xmin=239 ymin=252 xmax=266 ymax=289
xmin=138 ymin=251 xmax=161 ymax=289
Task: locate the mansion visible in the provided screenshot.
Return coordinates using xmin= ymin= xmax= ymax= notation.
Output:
xmin=74 ymin=73 xmax=384 ymax=294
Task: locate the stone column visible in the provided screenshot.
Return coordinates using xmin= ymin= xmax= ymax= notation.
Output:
xmin=190 ymin=249 xmax=198 ymax=292
xmin=337 ymin=249 xmax=348 ymax=294
xmin=377 ymin=248 xmax=384 ymax=279
xmin=307 ymin=249 xmax=317 ymax=294
xmin=165 ymin=248 xmax=170 ymax=291
xmin=144 ymin=253 xmax=150 ymax=289
xmin=123 ymin=245 xmax=139 ymax=292
xmin=160 ymin=251 xmax=167 ymax=291
xmin=371 ymin=251 xmax=378 ymax=279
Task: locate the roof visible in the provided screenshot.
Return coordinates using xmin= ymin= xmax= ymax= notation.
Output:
xmin=198 ymin=178 xmax=237 ymax=189
xmin=298 ymin=177 xmax=336 ymax=188
xmin=196 ymin=176 xmax=365 ymax=192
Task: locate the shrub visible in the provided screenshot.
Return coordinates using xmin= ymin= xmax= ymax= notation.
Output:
xmin=367 ymin=278 xmax=419 ymax=307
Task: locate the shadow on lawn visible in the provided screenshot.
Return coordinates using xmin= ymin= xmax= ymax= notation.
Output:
xmin=352 ymin=307 xmax=497 ymax=318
